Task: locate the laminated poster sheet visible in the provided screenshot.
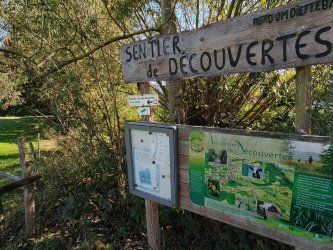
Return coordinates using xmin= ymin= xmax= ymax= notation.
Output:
xmin=131 ymin=129 xmax=171 ymax=200
xmin=189 ymin=131 xmax=333 ymax=243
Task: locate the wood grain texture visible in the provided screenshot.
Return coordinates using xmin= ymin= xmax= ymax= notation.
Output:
xmin=179 ymin=182 xmax=189 ymax=197
xmin=122 ymin=0 xmax=333 ymax=83
xmin=178 ymin=155 xmax=189 ymax=170
xmin=145 ymin=199 xmax=160 ymax=250
xmin=0 ymin=174 xmax=41 ymax=196
xmin=17 ymin=137 xmax=35 ymax=238
xmin=178 ymin=168 xmax=189 ymax=184
xmin=178 ymin=140 xmax=189 ymax=156
xmin=295 ymin=66 xmax=312 ymax=134
xmin=138 ymin=82 xmax=160 ymax=250
xmin=0 ymin=196 xmax=3 ymax=231
xmin=177 ymin=124 xmax=333 ymax=143
xmin=29 ymin=142 xmax=38 ymax=173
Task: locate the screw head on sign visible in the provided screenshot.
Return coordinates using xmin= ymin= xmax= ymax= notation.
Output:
xmin=166 ymin=134 xmax=169 ymax=137
xmin=140 ymin=139 xmax=144 ymax=143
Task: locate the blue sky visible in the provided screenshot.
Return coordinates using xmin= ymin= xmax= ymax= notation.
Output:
xmin=0 ymin=18 xmax=6 ymax=44
xmin=290 ymin=141 xmax=330 ymax=162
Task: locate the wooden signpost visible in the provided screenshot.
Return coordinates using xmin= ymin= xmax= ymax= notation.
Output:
xmin=136 ymin=82 xmax=161 ymax=250
xmin=122 ymin=0 xmax=333 ymax=83
xmin=121 ymin=0 xmax=333 ymax=249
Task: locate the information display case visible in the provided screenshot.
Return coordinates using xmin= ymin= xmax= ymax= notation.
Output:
xmin=125 ymin=122 xmax=178 ymax=207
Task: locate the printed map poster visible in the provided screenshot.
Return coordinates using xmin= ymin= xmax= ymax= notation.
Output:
xmin=189 ymin=131 xmax=333 ymax=243
xmin=131 ymin=129 xmax=172 ymax=200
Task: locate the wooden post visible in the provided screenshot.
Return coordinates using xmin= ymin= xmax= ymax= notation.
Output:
xmin=37 ymin=133 xmax=40 ymax=158
xmin=294 ymin=66 xmax=312 ymax=250
xmin=0 ymin=196 xmax=4 ymax=232
xmin=29 ymin=142 xmax=38 ymax=173
xmin=138 ymin=83 xmax=155 ymax=123
xmin=17 ymin=137 xmax=35 ymax=238
xmin=295 ymin=66 xmax=312 ymax=135
xmin=137 ymin=82 xmax=160 ymax=250
xmin=145 ymin=199 xmax=160 ymax=249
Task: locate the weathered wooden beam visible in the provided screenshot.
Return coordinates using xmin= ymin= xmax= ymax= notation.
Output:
xmin=0 ymin=173 xmax=42 ymax=196
xmin=145 ymin=199 xmax=160 ymax=250
xmin=29 ymin=142 xmax=38 ymax=173
xmin=295 ymin=66 xmax=312 ymax=134
xmin=38 ymin=133 xmax=40 ymax=158
xmin=17 ymin=137 xmax=35 ymax=238
xmin=294 ymin=65 xmax=313 ymax=250
xmin=0 ymin=196 xmax=4 ymax=232
xmin=176 ymin=124 xmax=333 ymax=143
xmin=0 ymin=172 xmax=22 ymax=182
xmin=138 ymin=81 xmax=160 ymax=249
xmin=178 ymin=195 xmax=333 ymax=250
xmin=121 ymin=0 xmax=333 ymax=83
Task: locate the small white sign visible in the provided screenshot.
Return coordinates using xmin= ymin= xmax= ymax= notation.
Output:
xmin=128 ymin=94 xmax=159 ymax=107
xmin=137 ymin=107 xmax=150 ymax=116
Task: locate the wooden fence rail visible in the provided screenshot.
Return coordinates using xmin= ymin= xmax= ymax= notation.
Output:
xmin=0 ymin=174 xmax=42 ymax=196
xmin=0 ymin=137 xmax=41 ymax=238
xmin=0 ymin=172 xmax=21 ymax=182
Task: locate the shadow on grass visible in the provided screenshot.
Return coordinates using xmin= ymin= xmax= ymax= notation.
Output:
xmin=0 ymin=154 xmax=21 ymax=173
xmin=0 ymin=118 xmax=40 ymax=143
xmin=0 ymin=153 xmax=19 ymax=161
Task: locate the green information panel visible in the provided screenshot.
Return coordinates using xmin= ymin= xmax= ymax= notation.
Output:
xmin=189 ymin=131 xmax=333 ymax=243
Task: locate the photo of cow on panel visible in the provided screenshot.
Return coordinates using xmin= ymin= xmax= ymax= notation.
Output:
xmin=248 ymin=166 xmax=264 ymax=180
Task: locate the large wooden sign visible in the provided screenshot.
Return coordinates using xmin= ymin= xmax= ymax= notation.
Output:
xmin=189 ymin=131 xmax=333 ymax=243
xmin=121 ymin=0 xmax=333 ymax=83
xmin=176 ymin=124 xmax=333 ymax=249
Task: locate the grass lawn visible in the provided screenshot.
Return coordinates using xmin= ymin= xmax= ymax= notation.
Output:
xmin=0 ymin=117 xmax=54 ymax=186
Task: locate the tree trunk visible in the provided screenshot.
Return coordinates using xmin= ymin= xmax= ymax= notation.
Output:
xmin=162 ymin=0 xmax=185 ymax=124
xmin=196 ymin=0 xmax=200 ymax=29
xmin=295 ymin=66 xmax=312 ymax=134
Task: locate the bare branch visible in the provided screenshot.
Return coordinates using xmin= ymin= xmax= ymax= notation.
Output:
xmin=103 ymin=1 xmax=127 ymax=34
xmin=36 ymin=52 xmax=55 ymax=69
xmin=52 ymin=26 xmax=159 ymax=73
xmin=0 ymin=48 xmax=23 ymax=57
xmin=234 ymin=0 xmax=243 ymax=17
xmin=216 ymin=0 xmax=226 ymax=21
xmin=227 ymin=0 xmax=236 ymax=19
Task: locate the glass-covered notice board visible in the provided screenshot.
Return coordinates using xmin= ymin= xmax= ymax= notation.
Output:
xmin=124 ymin=122 xmax=178 ymax=207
